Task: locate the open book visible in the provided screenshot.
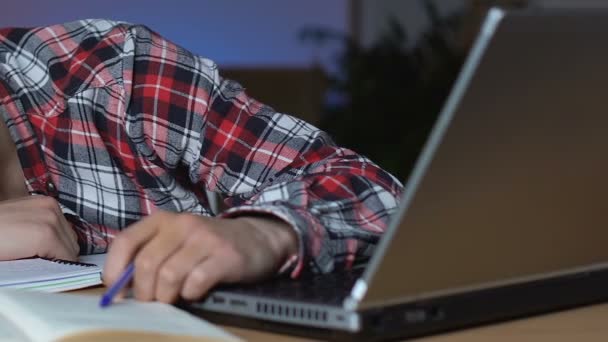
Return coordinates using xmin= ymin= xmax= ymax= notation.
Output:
xmin=0 ymin=254 xmax=106 ymax=292
xmin=0 ymin=288 xmax=240 ymax=342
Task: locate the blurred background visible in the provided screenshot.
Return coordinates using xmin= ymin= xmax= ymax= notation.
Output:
xmin=1 ymin=0 xmax=605 ymax=181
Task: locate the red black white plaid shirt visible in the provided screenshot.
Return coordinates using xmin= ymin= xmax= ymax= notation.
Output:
xmin=0 ymin=20 xmax=402 ymax=276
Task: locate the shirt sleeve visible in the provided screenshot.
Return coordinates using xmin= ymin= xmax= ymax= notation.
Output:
xmin=119 ymin=23 xmax=404 ymax=276
xmin=0 ymin=19 xmax=404 ymax=275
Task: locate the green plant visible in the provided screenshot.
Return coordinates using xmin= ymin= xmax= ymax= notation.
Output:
xmin=300 ymin=0 xmax=467 ymax=181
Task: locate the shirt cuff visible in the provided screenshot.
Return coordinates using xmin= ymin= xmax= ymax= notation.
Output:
xmin=219 ymin=204 xmax=312 ymax=278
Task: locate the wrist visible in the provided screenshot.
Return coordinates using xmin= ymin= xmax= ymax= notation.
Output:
xmin=236 ymin=216 xmax=298 ymax=263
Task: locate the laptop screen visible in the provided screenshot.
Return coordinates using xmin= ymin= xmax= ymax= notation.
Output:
xmin=359 ymin=8 xmax=608 ymax=309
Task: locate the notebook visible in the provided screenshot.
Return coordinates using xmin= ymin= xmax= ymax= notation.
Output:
xmin=0 ymin=254 xmax=106 ymax=292
xmin=0 ymin=288 xmax=240 ymax=342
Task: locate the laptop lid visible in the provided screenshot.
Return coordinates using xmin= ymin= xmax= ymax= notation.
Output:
xmin=349 ymin=8 xmax=608 ymax=311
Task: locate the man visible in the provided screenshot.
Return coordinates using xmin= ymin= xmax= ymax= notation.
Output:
xmin=0 ymin=20 xmax=402 ymax=303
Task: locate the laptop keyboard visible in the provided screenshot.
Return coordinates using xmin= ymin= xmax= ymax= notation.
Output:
xmin=215 ymin=266 xmax=365 ymax=306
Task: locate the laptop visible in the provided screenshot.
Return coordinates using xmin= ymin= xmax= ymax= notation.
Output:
xmin=183 ymin=8 xmax=608 ymax=340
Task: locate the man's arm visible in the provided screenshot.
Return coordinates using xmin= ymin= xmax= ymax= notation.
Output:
xmin=1 ymin=20 xmax=403 ymax=301
xmin=106 ymin=211 xmax=300 ymax=303
xmin=113 ymin=22 xmax=403 ymax=276
xmin=103 ymin=22 xmax=403 ymax=301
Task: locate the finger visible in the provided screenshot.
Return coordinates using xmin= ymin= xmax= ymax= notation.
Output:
xmin=52 ymin=217 xmax=78 ymax=260
xmin=181 ymin=256 xmax=227 ymax=301
xmin=0 ymin=220 xmax=72 ymax=261
xmin=0 ymin=196 xmax=77 ymax=261
xmin=132 ymin=229 xmax=184 ymax=301
xmin=51 ymin=211 xmax=79 ymax=258
xmin=103 ymin=213 xmax=164 ymax=286
xmin=34 ymin=222 xmax=78 ymax=261
xmin=52 ymin=209 xmax=79 ymax=256
xmin=49 ymin=242 xmax=79 ymax=261
xmin=35 ymin=196 xmax=79 ymax=260
xmin=21 ymin=209 xmax=73 ymax=261
xmin=155 ymin=240 xmax=211 ymax=303
xmin=61 ymin=219 xmax=80 ymax=257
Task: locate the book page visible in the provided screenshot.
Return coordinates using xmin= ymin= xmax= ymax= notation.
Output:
xmin=0 ymin=289 xmax=240 ymax=342
xmin=0 ymin=312 xmax=30 ymax=342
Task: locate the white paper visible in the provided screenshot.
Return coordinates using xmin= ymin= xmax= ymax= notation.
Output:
xmin=0 ymin=259 xmax=101 ymax=289
xmin=0 ymin=313 xmax=29 ymax=342
xmin=0 ymin=289 xmax=241 ymax=342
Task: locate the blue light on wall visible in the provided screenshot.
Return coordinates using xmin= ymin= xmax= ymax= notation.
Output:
xmin=0 ymin=0 xmax=347 ymax=67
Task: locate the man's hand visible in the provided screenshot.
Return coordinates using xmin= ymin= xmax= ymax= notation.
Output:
xmin=103 ymin=211 xmax=298 ymax=303
xmin=0 ymin=196 xmax=79 ymax=261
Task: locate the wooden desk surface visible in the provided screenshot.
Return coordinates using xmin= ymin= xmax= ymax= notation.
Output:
xmin=72 ymin=286 xmax=608 ymax=341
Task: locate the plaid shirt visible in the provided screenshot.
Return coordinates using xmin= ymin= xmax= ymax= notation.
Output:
xmin=0 ymin=20 xmax=402 ymax=276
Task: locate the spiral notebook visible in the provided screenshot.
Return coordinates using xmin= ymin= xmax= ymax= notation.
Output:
xmin=0 ymin=254 xmax=105 ymax=292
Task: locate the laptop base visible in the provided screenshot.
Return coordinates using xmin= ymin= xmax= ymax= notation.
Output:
xmin=184 ymin=267 xmax=608 ymax=341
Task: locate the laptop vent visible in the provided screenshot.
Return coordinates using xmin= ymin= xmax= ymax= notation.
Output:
xmin=256 ymin=302 xmax=328 ymax=322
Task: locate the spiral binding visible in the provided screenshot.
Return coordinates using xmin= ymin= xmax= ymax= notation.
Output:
xmin=46 ymin=258 xmax=98 ymax=268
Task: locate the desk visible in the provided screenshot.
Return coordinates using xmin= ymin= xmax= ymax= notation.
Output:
xmin=73 ymin=287 xmax=608 ymax=341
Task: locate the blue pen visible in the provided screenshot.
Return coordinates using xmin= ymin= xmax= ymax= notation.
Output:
xmin=99 ymin=262 xmax=135 ymax=308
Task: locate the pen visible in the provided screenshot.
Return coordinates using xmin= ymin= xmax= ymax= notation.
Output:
xmin=99 ymin=262 xmax=135 ymax=308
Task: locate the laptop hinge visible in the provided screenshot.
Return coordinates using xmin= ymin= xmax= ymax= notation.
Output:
xmin=344 ymin=279 xmax=368 ymax=310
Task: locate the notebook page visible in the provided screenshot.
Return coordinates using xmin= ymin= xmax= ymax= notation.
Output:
xmin=0 ymin=259 xmax=101 ymax=287
xmin=9 ymin=274 xmax=101 ymax=293
xmin=0 ymin=289 xmax=240 ymax=342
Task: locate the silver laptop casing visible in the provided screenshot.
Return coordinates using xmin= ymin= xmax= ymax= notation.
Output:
xmin=196 ymin=8 xmax=608 ymax=333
